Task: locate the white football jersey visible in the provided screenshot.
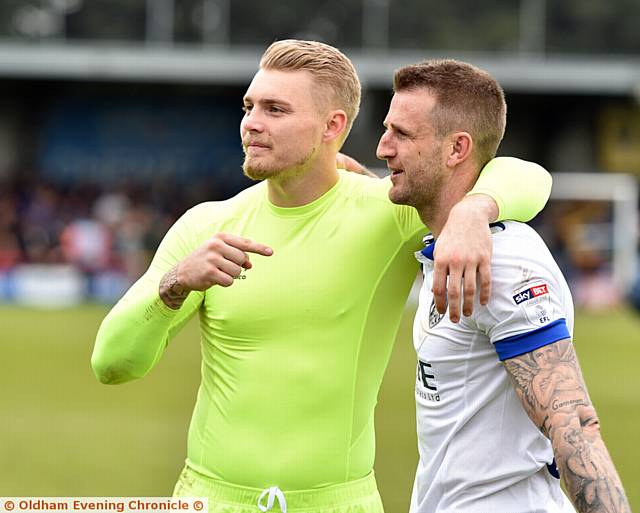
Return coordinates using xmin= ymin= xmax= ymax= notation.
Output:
xmin=411 ymin=221 xmax=576 ymax=513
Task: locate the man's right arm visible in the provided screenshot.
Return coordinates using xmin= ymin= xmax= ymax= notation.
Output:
xmin=91 ymin=209 xmax=273 ymax=385
xmin=504 ymin=340 xmax=631 ymax=513
xmin=91 ymin=209 xmax=204 ymax=385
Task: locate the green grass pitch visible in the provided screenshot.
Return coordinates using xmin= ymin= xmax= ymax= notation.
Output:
xmin=0 ymin=304 xmax=638 ymax=511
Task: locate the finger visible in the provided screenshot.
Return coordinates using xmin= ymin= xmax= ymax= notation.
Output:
xmin=462 ymin=265 xmax=477 ymax=317
xmin=207 ymin=238 xmax=248 ymax=267
xmin=432 ymin=261 xmax=448 ymax=314
xmin=211 ymin=268 xmax=234 ymax=288
xmin=219 ymin=233 xmax=273 ymax=256
xmin=447 ymin=267 xmax=462 ymax=323
xmin=214 ymin=257 xmax=244 ymax=279
xmin=478 ymin=260 xmax=491 ymax=305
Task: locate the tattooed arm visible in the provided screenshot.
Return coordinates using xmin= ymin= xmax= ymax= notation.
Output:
xmin=93 ymin=212 xmax=272 ymax=383
xmin=504 ymin=339 xmax=631 ymax=513
xmin=158 ymin=233 xmax=273 ymax=309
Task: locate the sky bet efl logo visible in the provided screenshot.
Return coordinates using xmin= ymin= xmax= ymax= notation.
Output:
xmin=513 ymin=283 xmax=549 ymax=305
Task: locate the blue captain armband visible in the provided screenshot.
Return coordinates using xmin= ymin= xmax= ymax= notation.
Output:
xmin=494 ymin=319 xmax=571 ymax=361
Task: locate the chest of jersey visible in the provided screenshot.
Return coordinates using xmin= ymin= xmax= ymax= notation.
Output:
xmin=413 ymin=264 xmax=504 ymax=412
xmin=200 ymin=203 xmax=416 ymax=348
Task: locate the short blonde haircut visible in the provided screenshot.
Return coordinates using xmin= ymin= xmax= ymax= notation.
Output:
xmin=260 ymin=39 xmax=361 ymax=143
xmin=394 ymin=59 xmax=506 ymax=168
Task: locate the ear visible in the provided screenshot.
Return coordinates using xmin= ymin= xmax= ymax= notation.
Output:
xmin=445 ymin=132 xmax=473 ymax=167
xmin=323 ymin=110 xmax=348 ymax=144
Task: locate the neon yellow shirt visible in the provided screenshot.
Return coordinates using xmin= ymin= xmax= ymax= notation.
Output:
xmin=92 ymin=160 xmax=551 ymax=490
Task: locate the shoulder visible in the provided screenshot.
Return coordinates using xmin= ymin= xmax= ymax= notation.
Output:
xmin=336 ymin=169 xmax=392 ymax=201
xmin=474 ymin=221 xmax=573 ymax=341
xmin=490 ymin=221 xmax=557 ymax=274
xmin=487 ymin=221 xmax=567 ymax=302
xmin=186 ymin=182 xmax=265 ymax=217
xmin=174 ymin=182 xmax=265 ymax=240
xmin=491 ymin=220 xmax=546 ymax=247
xmin=478 ymin=221 xmax=571 ymax=325
xmin=336 ymin=171 xmax=423 ymax=238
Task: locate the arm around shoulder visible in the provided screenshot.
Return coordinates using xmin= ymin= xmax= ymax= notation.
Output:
xmin=469 ymin=156 xmax=552 ymax=222
xmin=430 ymin=157 xmax=552 ymax=322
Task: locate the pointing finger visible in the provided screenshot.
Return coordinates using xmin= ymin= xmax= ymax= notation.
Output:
xmin=219 ymin=233 xmax=273 ymax=256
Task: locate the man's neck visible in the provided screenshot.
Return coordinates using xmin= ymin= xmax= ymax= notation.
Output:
xmin=417 ymin=195 xmax=460 ymax=239
xmin=267 ymin=152 xmax=340 ymax=207
xmin=417 ymin=165 xmax=478 ymax=238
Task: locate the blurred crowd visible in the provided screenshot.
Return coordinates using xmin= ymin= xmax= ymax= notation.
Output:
xmin=0 ymin=176 xmax=637 ymax=310
xmin=0 ymin=176 xmax=237 ymax=284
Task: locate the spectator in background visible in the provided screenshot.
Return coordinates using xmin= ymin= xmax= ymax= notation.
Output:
xmin=60 ymin=218 xmax=111 ymax=272
xmin=0 ymin=191 xmax=20 ymax=269
xmin=20 ymin=183 xmax=62 ymax=263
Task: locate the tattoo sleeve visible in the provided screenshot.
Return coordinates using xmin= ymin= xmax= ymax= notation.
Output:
xmin=504 ymin=339 xmax=631 ymax=513
xmin=159 ymin=264 xmax=189 ymax=310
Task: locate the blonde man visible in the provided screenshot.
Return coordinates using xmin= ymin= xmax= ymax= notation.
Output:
xmin=378 ymin=59 xmax=630 ymax=513
xmin=92 ymin=41 xmax=552 ymax=513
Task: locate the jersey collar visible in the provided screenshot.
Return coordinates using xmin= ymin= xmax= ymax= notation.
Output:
xmin=415 ymin=234 xmax=435 ymax=264
xmin=414 ymin=222 xmax=506 ymax=264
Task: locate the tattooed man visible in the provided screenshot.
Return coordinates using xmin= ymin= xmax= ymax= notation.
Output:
xmin=377 ymin=59 xmax=631 ymax=513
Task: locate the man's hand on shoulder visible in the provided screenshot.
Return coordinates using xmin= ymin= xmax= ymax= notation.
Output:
xmin=159 ymin=233 xmax=273 ymax=309
xmin=433 ymin=194 xmax=497 ymax=322
xmin=336 ymin=152 xmax=379 ymax=178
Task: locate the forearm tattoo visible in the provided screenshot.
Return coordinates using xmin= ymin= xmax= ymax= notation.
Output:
xmin=504 ymin=340 xmax=631 ymax=513
xmin=159 ymin=265 xmax=189 ymax=310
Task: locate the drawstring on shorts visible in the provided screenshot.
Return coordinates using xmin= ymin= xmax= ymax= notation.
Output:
xmin=257 ymin=486 xmax=287 ymax=512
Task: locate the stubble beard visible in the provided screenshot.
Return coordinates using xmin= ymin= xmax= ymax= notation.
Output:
xmin=389 ymin=151 xmax=444 ymax=212
xmin=242 ymin=155 xmax=279 ymax=180
xmin=243 ymin=145 xmax=318 ymax=182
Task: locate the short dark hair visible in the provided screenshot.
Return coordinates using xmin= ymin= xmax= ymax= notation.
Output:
xmin=393 ymin=59 xmax=506 ymax=167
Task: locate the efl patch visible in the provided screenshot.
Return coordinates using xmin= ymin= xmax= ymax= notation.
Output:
xmin=512 ymin=283 xmax=549 ymax=305
xmin=512 ymin=280 xmax=554 ymax=327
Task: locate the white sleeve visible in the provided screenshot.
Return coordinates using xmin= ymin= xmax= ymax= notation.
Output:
xmin=474 ymin=228 xmax=573 ymax=361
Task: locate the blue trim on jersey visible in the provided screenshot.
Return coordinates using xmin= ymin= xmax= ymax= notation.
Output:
xmin=420 ymin=242 xmax=435 ymax=261
xmin=547 ymin=458 xmax=560 ymax=479
xmin=420 ymin=223 xmax=505 ymax=262
xmin=494 ymin=319 xmax=570 ymax=361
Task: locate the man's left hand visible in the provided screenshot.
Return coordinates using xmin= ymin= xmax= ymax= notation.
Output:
xmin=433 ymin=194 xmax=498 ymax=323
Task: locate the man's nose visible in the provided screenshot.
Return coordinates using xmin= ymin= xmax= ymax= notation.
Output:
xmin=376 ymin=131 xmax=395 ymax=160
xmin=241 ymin=109 xmax=265 ymax=133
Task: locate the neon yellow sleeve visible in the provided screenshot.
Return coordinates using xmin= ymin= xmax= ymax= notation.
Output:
xmin=91 ymin=208 xmax=204 ymax=385
xmin=468 ymin=157 xmax=552 ymax=221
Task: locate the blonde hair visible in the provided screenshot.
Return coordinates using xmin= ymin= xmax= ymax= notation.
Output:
xmin=394 ymin=59 xmax=506 ymax=168
xmin=260 ymin=39 xmax=361 ymax=143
